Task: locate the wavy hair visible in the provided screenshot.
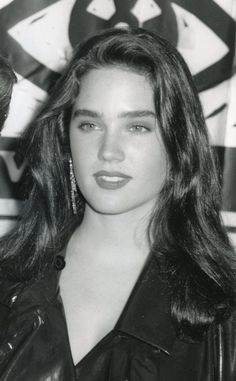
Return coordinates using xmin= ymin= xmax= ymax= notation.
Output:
xmin=1 ymin=28 xmax=235 ymax=341
xmin=0 ymin=56 xmax=16 ymax=131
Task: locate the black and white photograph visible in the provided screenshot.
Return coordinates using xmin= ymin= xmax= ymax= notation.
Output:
xmin=0 ymin=1 xmax=236 ymax=380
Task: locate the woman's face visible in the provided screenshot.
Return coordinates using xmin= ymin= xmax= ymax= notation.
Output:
xmin=69 ymin=67 xmax=166 ymax=216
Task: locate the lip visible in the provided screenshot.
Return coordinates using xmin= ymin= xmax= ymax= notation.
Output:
xmin=93 ymin=171 xmax=132 ymax=190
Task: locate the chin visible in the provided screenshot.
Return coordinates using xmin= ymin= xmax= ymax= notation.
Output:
xmin=89 ymin=203 xmax=129 ymax=216
xmin=87 ymin=198 xmax=153 ymax=217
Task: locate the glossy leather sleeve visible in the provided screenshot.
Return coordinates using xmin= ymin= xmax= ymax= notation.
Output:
xmin=0 ymin=278 xmax=76 ymax=381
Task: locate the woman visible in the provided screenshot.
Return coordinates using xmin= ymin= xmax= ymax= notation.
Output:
xmin=0 ymin=28 xmax=236 ymax=380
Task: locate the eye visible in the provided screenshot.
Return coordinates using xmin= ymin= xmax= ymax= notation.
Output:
xmin=78 ymin=122 xmax=100 ymax=132
xmin=129 ymin=124 xmax=151 ymax=133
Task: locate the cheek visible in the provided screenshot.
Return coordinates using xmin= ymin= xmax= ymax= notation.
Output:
xmin=70 ymin=133 xmax=89 ymax=162
xmin=71 ymin=149 xmax=89 ymax=173
xmin=70 ymin=140 xmax=84 ymax=173
xmin=135 ymin=143 xmax=166 ymax=180
xmin=70 ymin=143 xmax=97 ymax=188
xmin=70 ymin=130 xmax=99 ymax=163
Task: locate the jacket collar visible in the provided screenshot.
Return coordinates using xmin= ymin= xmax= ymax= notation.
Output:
xmin=115 ymin=254 xmax=176 ymax=355
xmin=8 ymin=253 xmax=176 ymax=356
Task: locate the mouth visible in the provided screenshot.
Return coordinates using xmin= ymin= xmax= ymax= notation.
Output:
xmin=93 ymin=171 xmax=132 ymax=190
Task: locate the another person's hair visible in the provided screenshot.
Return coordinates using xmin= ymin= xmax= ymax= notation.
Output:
xmin=0 ymin=56 xmax=16 ymax=131
xmin=0 ymin=28 xmax=235 ymax=341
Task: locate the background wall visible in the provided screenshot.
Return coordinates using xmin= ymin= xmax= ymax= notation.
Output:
xmin=0 ymin=0 xmax=235 ymax=246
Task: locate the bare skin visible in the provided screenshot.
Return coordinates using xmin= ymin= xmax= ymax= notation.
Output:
xmin=59 ymin=67 xmax=166 ymax=365
xmin=60 ymin=203 xmax=151 ymax=365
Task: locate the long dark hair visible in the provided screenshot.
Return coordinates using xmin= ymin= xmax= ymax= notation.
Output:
xmin=1 ymin=28 xmax=235 ymax=341
xmin=0 ymin=56 xmax=16 ymax=131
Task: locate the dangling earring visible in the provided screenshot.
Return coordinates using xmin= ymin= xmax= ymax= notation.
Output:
xmin=69 ymin=157 xmax=78 ymax=215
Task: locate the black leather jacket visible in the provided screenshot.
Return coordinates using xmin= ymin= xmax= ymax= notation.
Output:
xmin=0 ymin=255 xmax=236 ymax=380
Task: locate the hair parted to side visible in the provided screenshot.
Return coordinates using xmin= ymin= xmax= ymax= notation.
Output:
xmin=0 ymin=27 xmax=235 ymax=341
xmin=0 ymin=56 xmax=16 ymax=132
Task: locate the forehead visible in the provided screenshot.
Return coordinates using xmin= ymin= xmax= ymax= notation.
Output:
xmin=74 ymin=67 xmax=155 ymax=114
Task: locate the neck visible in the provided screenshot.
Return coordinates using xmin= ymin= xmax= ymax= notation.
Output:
xmin=71 ymin=201 xmax=155 ymax=263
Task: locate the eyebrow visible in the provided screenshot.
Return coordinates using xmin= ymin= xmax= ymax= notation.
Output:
xmin=73 ymin=109 xmax=156 ymax=119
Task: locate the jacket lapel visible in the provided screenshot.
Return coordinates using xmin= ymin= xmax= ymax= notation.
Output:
xmin=115 ymin=255 xmax=176 ymax=355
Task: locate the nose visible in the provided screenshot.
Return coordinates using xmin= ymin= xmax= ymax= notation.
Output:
xmin=98 ymin=130 xmax=125 ymax=162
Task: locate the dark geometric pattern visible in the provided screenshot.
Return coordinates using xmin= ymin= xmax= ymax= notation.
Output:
xmin=173 ymin=0 xmax=236 ymax=91
xmin=0 ymin=137 xmax=26 ymax=200
xmin=0 ymin=0 xmax=60 ymax=90
xmin=69 ymin=0 xmax=178 ymax=48
xmin=0 ymin=0 xmax=235 ymax=238
xmin=0 ymin=0 xmax=234 ymax=92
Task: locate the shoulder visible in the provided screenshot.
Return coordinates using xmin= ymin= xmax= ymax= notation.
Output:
xmin=207 ymin=312 xmax=236 ymax=379
xmin=0 ymin=277 xmax=23 ymax=308
xmin=220 ymin=311 xmax=236 ymax=351
xmin=0 ymin=254 xmax=65 ymax=310
xmin=0 ymin=277 xmax=24 ymax=342
xmin=0 ymin=264 xmax=61 ymax=338
xmin=218 ymin=310 xmax=236 ymax=344
xmin=0 ymin=263 xmax=75 ymax=379
xmin=0 ymin=270 xmax=59 ymax=310
xmin=0 ymin=266 xmax=61 ymax=356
